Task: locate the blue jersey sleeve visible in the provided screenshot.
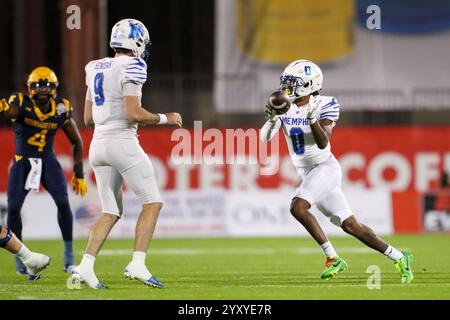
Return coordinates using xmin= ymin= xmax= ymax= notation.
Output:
xmin=319 ymin=97 xmax=340 ymax=122
xmin=123 ymin=57 xmax=147 ymax=85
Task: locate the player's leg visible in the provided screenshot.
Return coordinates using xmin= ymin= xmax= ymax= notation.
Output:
xmin=84 ymin=213 xmax=119 ymax=256
xmin=318 ymin=186 xmax=413 ymax=283
xmin=0 ymin=224 xmax=20 ymax=253
xmin=6 ymin=158 xmax=30 ymax=274
xmin=290 ymin=197 xmax=329 ymax=245
xmin=0 ymin=224 xmax=50 ymax=278
xmin=41 ymin=156 xmax=74 ymax=272
xmin=341 ymin=216 xmax=389 ymax=252
xmin=118 ymin=141 xmax=164 ymax=288
xmin=72 ymin=165 xmax=122 ymax=289
xmin=340 ymin=215 xmax=413 ymax=283
xmin=294 ymin=158 xmax=350 ymax=279
xmin=292 ymin=161 xmax=343 ymax=253
xmin=123 ymin=202 xmax=163 ymax=288
xmin=290 ymin=196 xmax=347 ymax=279
xmin=134 ymin=202 xmax=162 ymax=253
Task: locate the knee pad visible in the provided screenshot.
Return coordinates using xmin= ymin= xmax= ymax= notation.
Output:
xmin=0 ymin=227 xmax=13 ymax=248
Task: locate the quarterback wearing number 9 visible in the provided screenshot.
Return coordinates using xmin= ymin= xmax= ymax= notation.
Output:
xmin=74 ymin=18 xmax=182 ymax=289
xmin=261 ymin=60 xmax=414 ymax=284
xmin=0 ymin=67 xmax=87 ymax=277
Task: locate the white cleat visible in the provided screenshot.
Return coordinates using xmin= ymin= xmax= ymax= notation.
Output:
xmin=21 ymin=252 xmax=50 ymax=279
xmin=64 ymin=264 xmax=76 ymax=274
xmin=124 ymin=262 xmax=164 ymax=288
xmin=70 ymin=265 xmax=107 ymax=289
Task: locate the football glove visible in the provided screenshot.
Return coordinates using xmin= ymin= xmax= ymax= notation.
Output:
xmin=306 ymin=94 xmax=320 ymax=124
xmin=0 ymin=99 xmax=9 ymax=113
xmin=265 ymin=104 xmax=280 ymax=124
xmin=71 ymin=176 xmax=88 ymax=197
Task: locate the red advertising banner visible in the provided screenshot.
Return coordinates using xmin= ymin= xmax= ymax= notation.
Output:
xmin=1 ymin=126 xmax=450 ymax=233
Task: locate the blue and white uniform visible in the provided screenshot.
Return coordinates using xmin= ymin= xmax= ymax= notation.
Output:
xmin=85 ymin=55 xmax=161 ymax=217
xmin=85 ymin=55 xmax=147 ymax=139
xmin=261 ymin=95 xmax=352 ymax=226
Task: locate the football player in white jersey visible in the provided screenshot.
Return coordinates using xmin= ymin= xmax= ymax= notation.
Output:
xmin=71 ymin=19 xmax=182 ymax=289
xmin=260 ymin=60 xmax=413 ymax=284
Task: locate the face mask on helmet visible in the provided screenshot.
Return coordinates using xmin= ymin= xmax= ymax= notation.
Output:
xmin=28 ymin=79 xmax=57 ymax=99
xmin=279 ymin=75 xmax=313 ymax=100
xmin=138 ymin=39 xmax=152 ymax=61
xmin=130 ymin=22 xmax=151 ymax=61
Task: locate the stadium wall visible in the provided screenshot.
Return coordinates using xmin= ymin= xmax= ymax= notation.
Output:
xmin=1 ymin=127 xmax=449 ymax=239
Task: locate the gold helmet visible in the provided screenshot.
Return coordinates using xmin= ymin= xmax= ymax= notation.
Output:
xmin=27 ymin=66 xmax=59 ymax=98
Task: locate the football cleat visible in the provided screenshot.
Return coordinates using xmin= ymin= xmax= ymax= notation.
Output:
xmin=124 ymin=262 xmax=164 ymax=288
xmin=27 ymin=274 xmax=41 ymax=281
xmin=320 ymin=256 xmax=348 ymax=280
xmin=16 ymin=269 xmax=28 ymax=276
xmin=64 ymin=264 xmax=76 ymax=274
xmin=70 ymin=266 xmax=107 ymax=289
xmin=21 ymin=253 xmax=50 ymax=279
xmin=64 ymin=249 xmax=75 ymax=273
xmin=95 ymin=282 xmax=108 ymax=289
xmin=394 ymin=251 xmax=414 ymax=284
xmin=15 ymin=256 xmax=27 ymax=275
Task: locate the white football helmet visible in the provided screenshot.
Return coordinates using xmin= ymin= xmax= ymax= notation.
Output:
xmin=280 ymin=60 xmax=323 ymax=101
xmin=110 ymin=18 xmax=151 ymax=61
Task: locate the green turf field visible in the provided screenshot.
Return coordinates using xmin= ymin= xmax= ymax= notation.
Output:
xmin=0 ymin=234 xmax=449 ymax=300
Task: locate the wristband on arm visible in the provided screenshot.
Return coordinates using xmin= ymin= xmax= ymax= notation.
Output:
xmin=158 ymin=113 xmax=168 ymax=125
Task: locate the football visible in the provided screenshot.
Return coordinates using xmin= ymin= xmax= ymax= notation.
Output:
xmin=267 ymin=90 xmax=291 ymax=115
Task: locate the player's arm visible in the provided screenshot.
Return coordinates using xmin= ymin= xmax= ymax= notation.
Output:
xmin=307 ymin=95 xmax=338 ymax=149
xmin=310 ymin=119 xmax=332 ymax=149
xmin=121 ymin=58 xmax=182 ymax=127
xmin=62 ymin=119 xmax=84 ymax=168
xmin=260 ymin=120 xmax=282 ymax=142
xmin=62 ymin=119 xmax=88 ymax=196
xmin=84 ymin=88 xmax=94 ymax=126
xmin=0 ymin=97 xmax=21 ymax=119
xmin=123 ymin=95 xmax=182 ymax=127
xmin=260 ymin=103 xmax=282 ymax=142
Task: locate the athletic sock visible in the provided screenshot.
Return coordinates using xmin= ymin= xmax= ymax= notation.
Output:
xmin=320 ymin=241 xmax=337 ymax=258
xmin=130 ymin=251 xmax=151 ymax=278
xmin=132 ymin=251 xmax=146 ymax=265
xmin=79 ymin=253 xmax=96 ymax=270
xmin=16 ymin=244 xmax=32 ymax=261
xmin=384 ymin=245 xmax=404 ymax=261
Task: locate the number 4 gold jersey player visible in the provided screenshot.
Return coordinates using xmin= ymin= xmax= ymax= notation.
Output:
xmin=0 ymin=67 xmax=87 ymax=278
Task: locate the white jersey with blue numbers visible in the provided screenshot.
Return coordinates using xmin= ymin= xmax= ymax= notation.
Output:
xmin=261 ymin=95 xmax=340 ymax=168
xmin=282 ymin=95 xmax=339 ymax=168
xmin=85 ymin=55 xmax=147 ymax=138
